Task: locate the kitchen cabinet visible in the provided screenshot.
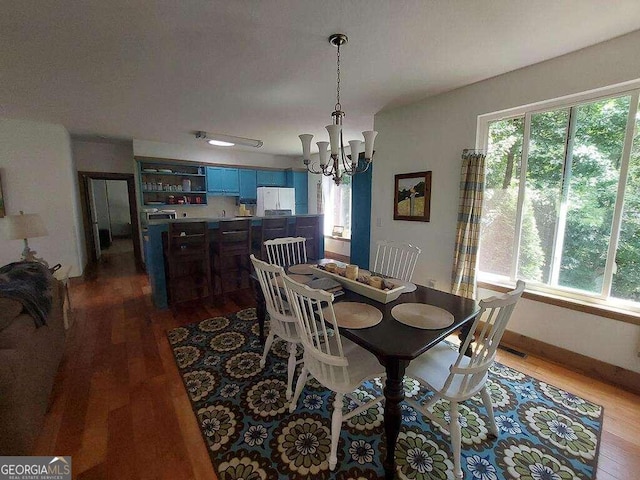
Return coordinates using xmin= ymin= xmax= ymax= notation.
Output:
xmin=139 ymin=160 xmax=207 ymax=206
xmin=286 ymin=170 xmax=308 ymax=214
xmin=239 ymin=169 xmax=258 ymax=200
xmin=256 ymin=170 xmax=287 ymax=187
xmin=207 ymin=167 xmax=240 ymax=196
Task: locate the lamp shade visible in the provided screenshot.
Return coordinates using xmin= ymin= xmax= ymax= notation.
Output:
xmin=299 ymin=134 xmax=314 ymax=161
xmin=363 ymin=130 xmax=378 ymax=160
xmin=348 ymin=140 xmax=362 ymax=166
xmin=317 ymin=141 xmax=329 ymax=167
xmin=326 ymin=124 xmax=341 ymax=156
xmin=3 ymin=212 xmax=48 ymax=240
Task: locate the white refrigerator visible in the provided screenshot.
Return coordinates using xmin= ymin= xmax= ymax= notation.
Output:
xmin=256 ymin=187 xmax=296 ymax=216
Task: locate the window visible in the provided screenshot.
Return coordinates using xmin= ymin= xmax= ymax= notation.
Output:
xmin=322 ymin=173 xmax=352 ymax=239
xmin=479 ymin=86 xmax=640 ymax=310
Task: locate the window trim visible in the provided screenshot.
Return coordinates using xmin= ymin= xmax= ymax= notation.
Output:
xmin=476 ymin=79 xmax=640 ymax=316
xmin=478 ymin=280 xmax=640 ymax=327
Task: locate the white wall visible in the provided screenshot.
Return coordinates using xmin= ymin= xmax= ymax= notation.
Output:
xmin=73 ymin=138 xmax=134 ymax=173
xmin=0 ymin=118 xmax=84 ymax=275
xmin=373 ymin=29 xmax=640 ymax=373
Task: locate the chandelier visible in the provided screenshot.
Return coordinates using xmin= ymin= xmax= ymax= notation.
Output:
xmin=299 ymin=34 xmax=377 ymax=186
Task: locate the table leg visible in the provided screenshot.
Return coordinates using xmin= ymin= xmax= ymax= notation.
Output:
xmin=383 ymin=358 xmax=408 ymax=480
xmin=458 ymin=318 xmax=475 ymax=356
xmin=250 ymin=275 xmax=266 ymax=344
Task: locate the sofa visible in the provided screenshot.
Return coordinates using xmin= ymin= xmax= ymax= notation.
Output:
xmin=0 ymin=265 xmax=65 ymax=455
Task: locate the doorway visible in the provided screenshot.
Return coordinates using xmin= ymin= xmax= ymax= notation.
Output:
xmin=78 ymin=171 xmax=142 ymax=271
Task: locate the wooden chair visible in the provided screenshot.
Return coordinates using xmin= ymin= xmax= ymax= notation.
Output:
xmin=250 ymin=255 xmax=303 ymax=399
xmin=405 ymin=280 xmax=526 ymax=479
xmin=264 ymin=236 xmax=307 ymax=268
xmin=294 ymin=216 xmax=318 ymax=260
xmin=372 ymin=240 xmax=421 ymax=281
xmin=253 ymin=217 xmax=289 ymax=260
xmin=282 ymin=274 xmax=385 ymax=471
xmin=166 ymin=222 xmax=212 ymax=304
xmin=211 ymin=219 xmax=251 ymax=295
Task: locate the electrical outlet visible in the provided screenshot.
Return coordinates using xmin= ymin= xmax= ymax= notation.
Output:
xmin=376 ymin=217 xmax=381 ymax=227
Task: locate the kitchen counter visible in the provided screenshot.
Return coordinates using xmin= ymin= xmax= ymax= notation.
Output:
xmin=145 ymin=214 xmax=324 ymax=308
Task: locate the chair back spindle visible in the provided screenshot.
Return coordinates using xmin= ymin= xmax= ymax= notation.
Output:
xmin=250 ymin=255 xmax=298 ymax=340
xmin=265 ymin=236 xmax=308 ymax=267
xmin=373 ymin=240 xmax=421 ymax=281
xmin=282 ymin=276 xmax=351 ymax=388
xmin=444 ymin=280 xmax=525 ymax=398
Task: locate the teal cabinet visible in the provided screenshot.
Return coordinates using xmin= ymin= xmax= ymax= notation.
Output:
xmin=257 ymin=170 xmax=287 ymax=187
xmin=207 ymin=167 xmax=240 ymax=196
xmin=287 ymin=170 xmax=308 ymax=214
xmin=239 ymin=169 xmax=257 ymax=200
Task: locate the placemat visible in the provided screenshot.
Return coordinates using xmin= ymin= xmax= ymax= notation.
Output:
xmin=271 ymin=274 xmax=312 ymax=288
xmin=391 ymin=303 xmax=454 ymax=329
xmin=288 ymin=264 xmax=315 ymax=275
xmin=323 ymin=302 xmax=383 ymax=329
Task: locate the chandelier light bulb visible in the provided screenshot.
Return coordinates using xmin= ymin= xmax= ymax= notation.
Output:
xmin=326 ymin=124 xmax=341 ymax=156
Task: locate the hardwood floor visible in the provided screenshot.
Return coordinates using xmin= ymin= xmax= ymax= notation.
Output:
xmin=34 ymin=250 xmax=640 ymax=479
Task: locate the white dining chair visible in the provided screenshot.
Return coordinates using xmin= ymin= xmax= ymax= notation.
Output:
xmin=372 ymin=240 xmax=421 ymax=281
xmin=405 ymin=280 xmax=525 ymax=479
xmin=264 ymin=236 xmax=308 ymax=267
xmin=282 ymin=274 xmax=386 ymax=471
xmin=250 ymin=255 xmax=302 ymax=400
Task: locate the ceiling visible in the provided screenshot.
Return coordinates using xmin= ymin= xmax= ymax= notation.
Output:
xmin=2 ymin=1 xmax=640 ymax=156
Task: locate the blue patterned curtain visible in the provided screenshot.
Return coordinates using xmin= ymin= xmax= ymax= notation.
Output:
xmin=451 ymin=150 xmax=486 ymax=299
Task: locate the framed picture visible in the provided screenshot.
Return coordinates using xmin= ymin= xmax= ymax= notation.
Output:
xmin=394 ymin=171 xmax=431 ymax=222
xmin=0 ymin=173 xmax=5 ymax=218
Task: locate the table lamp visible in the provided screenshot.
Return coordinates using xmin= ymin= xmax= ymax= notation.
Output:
xmin=2 ymin=210 xmax=49 ymax=265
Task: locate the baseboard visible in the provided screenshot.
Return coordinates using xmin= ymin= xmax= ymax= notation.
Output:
xmin=500 ymin=330 xmax=640 ymax=396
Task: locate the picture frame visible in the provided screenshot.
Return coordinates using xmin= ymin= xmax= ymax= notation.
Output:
xmin=393 ymin=171 xmax=431 ymax=222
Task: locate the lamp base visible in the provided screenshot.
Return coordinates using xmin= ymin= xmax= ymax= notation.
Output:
xmin=21 ymin=240 xmax=49 ymax=267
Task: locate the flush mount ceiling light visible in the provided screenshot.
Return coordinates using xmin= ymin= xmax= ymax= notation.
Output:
xmin=299 ymin=33 xmax=378 ymax=186
xmin=195 ymin=131 xmax=263 ymax=148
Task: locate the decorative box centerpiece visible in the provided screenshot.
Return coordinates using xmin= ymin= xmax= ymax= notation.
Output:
xmin=309 ymin=261 xmax=406 ymax=303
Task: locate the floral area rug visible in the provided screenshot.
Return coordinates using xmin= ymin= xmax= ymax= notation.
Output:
xmin=168 ymin=308 xmax=603 ymax=480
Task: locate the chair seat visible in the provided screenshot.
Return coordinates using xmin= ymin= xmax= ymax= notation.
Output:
xmin=305 ymin=334 xmax=385 ymax=394
xmin=405 ymin=343 xmax=487 ymax=400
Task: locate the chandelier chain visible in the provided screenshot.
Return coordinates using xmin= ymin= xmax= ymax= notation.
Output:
xmin=335 ymin=43 xmax=341 ymax=112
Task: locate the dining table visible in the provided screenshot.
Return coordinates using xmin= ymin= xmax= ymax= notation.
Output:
xmin=251 ymin=260 xmax=480 ymax=479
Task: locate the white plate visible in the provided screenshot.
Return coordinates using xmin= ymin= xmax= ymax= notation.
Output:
xmin=143 ymin=168 xmax=157 ymax=172
xmin=158 ymin=169 xmax=173 ymax=173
